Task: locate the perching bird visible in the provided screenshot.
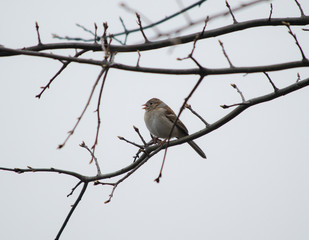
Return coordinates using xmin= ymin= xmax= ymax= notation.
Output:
xmin=143 ymin=98 xmax=206 ymax=159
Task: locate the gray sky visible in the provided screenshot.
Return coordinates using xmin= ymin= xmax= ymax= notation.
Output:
xmin=1 ymin=0 xmax=309 ymax=239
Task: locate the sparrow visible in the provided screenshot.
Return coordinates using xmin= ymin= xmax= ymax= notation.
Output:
xmin=143 ymin=98 xmax=206 ymax=158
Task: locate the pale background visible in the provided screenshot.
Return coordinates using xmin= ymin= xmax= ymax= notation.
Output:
xmin=1 ymin=0 xmax=309 ymax=239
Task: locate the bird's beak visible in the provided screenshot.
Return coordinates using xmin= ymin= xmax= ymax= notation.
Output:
xmin=142 ymin=104 xmax=147 ymax=110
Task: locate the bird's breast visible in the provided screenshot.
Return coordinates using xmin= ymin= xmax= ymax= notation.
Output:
xmin=144 ymin=110 xmax=180 ymax=138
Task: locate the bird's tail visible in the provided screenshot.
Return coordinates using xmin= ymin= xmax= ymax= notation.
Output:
xmin=188 ymin=140 xmax=207 ymax=159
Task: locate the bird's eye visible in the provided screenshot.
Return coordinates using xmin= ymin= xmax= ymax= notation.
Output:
xmin=149 ymin=102 xmax=153 ymax=105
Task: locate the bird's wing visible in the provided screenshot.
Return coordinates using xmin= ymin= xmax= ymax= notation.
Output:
xmin=164 ymin=106 xmax=189 ymax=135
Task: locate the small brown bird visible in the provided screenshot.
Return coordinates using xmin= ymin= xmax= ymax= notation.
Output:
xmin=143 ymin=98 xmax=206 ymax=159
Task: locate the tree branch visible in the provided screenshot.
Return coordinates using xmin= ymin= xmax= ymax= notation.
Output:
xmin=0 ymin=166 xmax=85 ymax=180
xmin=1 ymin=17 xmax=308 ymax=56
xmin=58 ymin=68 xmax=106 ymax=149
xmin=1 ymin=76 xmax=309 ymax=185
xmin=55 ymin=182 xmax=88 ymax=240
xmin=1 ymin=46 xmax=308 ymax=76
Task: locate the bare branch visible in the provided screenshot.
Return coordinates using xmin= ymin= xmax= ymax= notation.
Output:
xmin=55 ymin=182 xmax=88 ymax=240
xmin=107 ymin=162 xmax=141 ymax=202
xmin=226 ymin=0 xmax=238 ymax=24
xmin=58 ymin=67 xmax=106 ymax=149
xmin=35 ymin=21 xmax=42 ymax=45
xmin=220 ymin=102 xmax=248 ymax=109
xmin=113 ymin=0 xmax=208 ymax=38
xmin=0 ymin=167 xmax=85 ymax=180
xmin=268 ymin=3 xmax=273 ymax=21
xmin=136 ymin=13 xmax=150 ymax=43
xmin=91 ymin=68 xmax=110 ymax=164
xmin=296 ymin=72 xmax=301 ymax=82
xmin=218 ymin=40 xmax=234 ymax=68
xmin=80 ymin=141 xmax=101 ymax=176
xmin=1 ymin=17 xmax=309 ymax=57
xmin=263 ymin=72 xmax=278 ymax=92
xmin=1 ymin=46 xmax=308 ymax=76
xmin=294 ymin=0 xmax=305 ymax=17
xmin=136 ymin=50 xmax=141 ymax=67
xmin=76 ymin=23 xmax=96 ymax=36
xmin=119 ymin=17 xmax=129 ymax=45
xmin=155 ymin=75 xmax=206 ymax=183
xmin=102 ymin=22 xmax=110 ymax=60
xmin=2 ymin=4 xmax=309 ymax=235
xmin=283 ymin=22 xmax=307 ymax=60
xmin=177 ymin=17 xmax=209 ymax=69
xmin=112 ymin=59 xmax=309 ymax=75
xmin=231 ymin=83 xmax=246 ymax=102
xmin=67 ymin=181 xmax=82 ymax=197
xmin=118 ymin=136 xmax=144 ymax=148
xmin=133 ymin=125 xmax=147 ymax=146
xmin=94 ymin=23 xmax=98 ymax=44
xmin=156 ymin=0 xmax=269 ymax=38
xmin=2 ymin=78 xmax=309 ymax=182
xmin=185 ymin=103 xmax=210 ymax=127
xmin=103 ymin=158 xmax=148 ymax=204
xmin=35 ymin=49 xmax=89 ymax=99
xmin=52 ymin=0 xmax=268 ymax=42
xmin=120 ymin=3 xmax=162 ymax=37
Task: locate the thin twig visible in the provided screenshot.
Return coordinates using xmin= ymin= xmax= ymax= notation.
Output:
xmin=294 ymin=0 xmax=305 ymax=17
xmin=52 ymin=0 xmax=266 ymax=42
xmin=1 ymin=78 xmax=309 ymax=236
xmin=177 ymin=17 xmax=209 ymax=69
xmin=35 ymin=22 xmax=42 ymax=45
xmin=283 ymin=22 xmax=307 ymax=60
xmin=219 ymin=40 xmax=234 ymax=68
xmin=296 ymin=72 xmax=301 ymax=82
xmin=113 ymin=0 xmax=208 ymax=38
xmin=136 ymin=50 xmax=141 ymax=67
xmin=188 ymin=17 xmax=209 ymax=68
xmin=155 ymin=75 xmax=206 ymax=183
xmin=1 ymin=79 xmax=309 ymax=183
xmin=263 ymin=72 xmax=278 ymax=92
xmin=226 ymin=0 xmax=238 ymax=23
xmin=90 ymin=68 xmax=110 ymax=164
xmin=67 ymin=181 xmax=82 ymax=197
xmin=220 ymin=102 xmax=248 ymax=109
xmin=185 ymin=103 xmax=209 ymax=127
xmin=119 ymin=17 xmax=129 ymax=45
xmin=2 ymin=45 xmax=309 ymax=76
xmin=120 ymin=3 xmax=162 ymax=37
xmin=58 ymin=68 xmax=106 ymax=149
xmin=231 ymin=83 xmax=246 ymax=102
xmin=55 ymin=182 xmax=88 ymax=240
xmin=93 ymin=181 xmax=114 ymax=186
xmin=104 ymin=157 xmax=149 ymax=203
xmin=94 ymin=23 xmax=98 ymax=44
xmin=118 ymin=136 xmax=144 ymax=148
xmin=133 ymin=125 xmax=147 ymax=146
xmin=0 ymin=166 xmax=84 ymax=179
xmin=35 ymin=49 xmax=88 ymax=99
xmin=136 ymin=13 xmax=150 ymax=43
xmin=80 ymin=141 xmax=101 ymax=175
xmin=268 ymin=3 xmax=273 ymax=21
xmin=76 ymin=23 xmax=95 ymax=36
xmin=102 ymin=22 xmax=110 ymax=60
xmin=158 ymin=0 xmax=268 ymax=38
xmin=3 ymin=16 xmax=309 ymax=56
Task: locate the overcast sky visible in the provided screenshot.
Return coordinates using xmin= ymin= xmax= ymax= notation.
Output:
xmin=1 ymin=0 xmax=309 ymax=239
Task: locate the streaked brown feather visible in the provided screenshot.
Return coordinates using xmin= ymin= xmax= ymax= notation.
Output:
xmin=163 ymin=105 xmax=188 ymax=135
